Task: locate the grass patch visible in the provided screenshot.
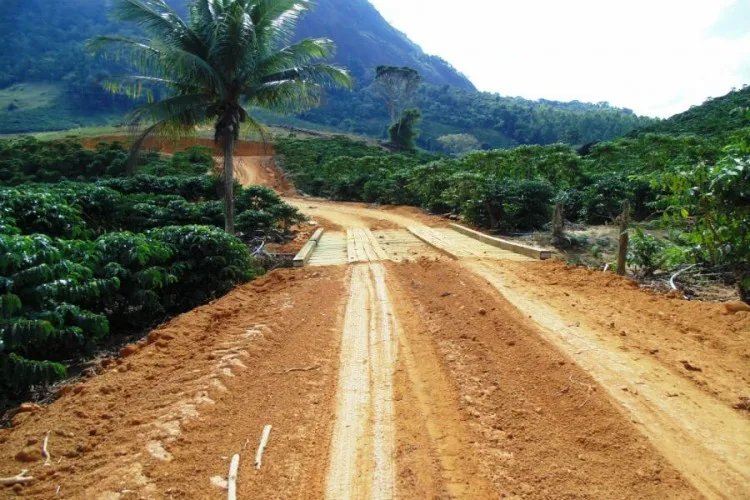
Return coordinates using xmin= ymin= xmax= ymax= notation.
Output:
xmin=0 ymin=83 xmax=62 ymax=112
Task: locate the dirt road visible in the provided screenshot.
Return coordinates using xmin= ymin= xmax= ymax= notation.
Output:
xmin=2 ymin=194 xmax=749 ymax=498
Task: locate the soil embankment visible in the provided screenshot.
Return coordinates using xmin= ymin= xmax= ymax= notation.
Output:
xmin=0 ymin=267 xmax=346 ymax=499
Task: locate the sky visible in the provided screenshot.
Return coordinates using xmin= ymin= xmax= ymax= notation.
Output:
xmin=367 ymin=0 xmax=750 ymax=118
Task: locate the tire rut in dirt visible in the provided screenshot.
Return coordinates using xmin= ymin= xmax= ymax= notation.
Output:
xmin=326 ymin=263 xmax=397 ymax=500
xmin=387 ymin=260 xmax=700 ymax=499
xmin=468 ymin=259 xmax=750 ymax=499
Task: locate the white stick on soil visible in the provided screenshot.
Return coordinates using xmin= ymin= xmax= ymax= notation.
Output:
xmin=42 ymin=431 xmax=51 ymax=466
xmin=227 ymin=454 xmax=240 ymax=500
xmin=0 ymin=470 xmax=34 ymax=487
xmin=255 ymin=425 xmax=273 ymax=470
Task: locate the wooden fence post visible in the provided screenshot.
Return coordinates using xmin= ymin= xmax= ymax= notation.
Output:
xmin=617 ymin=200 xmax=631 ymax=276
xmin=552 ymin=202 xmax=564 ymax=245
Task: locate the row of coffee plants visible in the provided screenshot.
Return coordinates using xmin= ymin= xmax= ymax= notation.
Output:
xmin=275 ymin=131 xmax=748 ymax=299
xmin=0 ymin=137 xmax=302 ymax=406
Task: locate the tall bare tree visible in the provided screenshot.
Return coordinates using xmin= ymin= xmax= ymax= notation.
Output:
xmin=372 ymin=65 xmax=421 ymax=127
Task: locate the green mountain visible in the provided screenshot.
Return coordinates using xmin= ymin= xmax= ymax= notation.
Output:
xmin=635 ymin=86 xmax=750 ymax=138
xmin=293 ymin=0 xmax=474 ymax=90
xmin=0 ymin=0 xmax=654 ymax=149
xmin=295 ymin=83 xmax=654 ymax=150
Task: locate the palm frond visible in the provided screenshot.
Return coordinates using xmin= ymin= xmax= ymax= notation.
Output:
xmin=239 ymin=108 xmax=270 ymax=141
xmin=91 ymin=36 xmax=224 ymax=97
xmin=249 ymin=79 xmax=324 ymax=112
xmin=251 ymin=0 xmax=311 ymax=46
xmin=210 ymin=0 xmax=257 ymax=72
xmin=112 ymin=0 xmax=200 ymax=49
xmin=256 ymin=38 xmax=336 ymax=75
xmin=260 ymin=63 xmax=351 ymax=89
xmin=127 ymin=93 xmax=215 ymax=126
xmin=86 ymin=34 xmax=159 ymax=57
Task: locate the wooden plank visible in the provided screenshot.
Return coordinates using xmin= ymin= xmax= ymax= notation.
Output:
xmin=346 ymin=229 xmax=360 ymax=263
xmin=293 ymin=228 xmax=327 ymax=267
xmin=407 ymin=226 xmax=460 ymax=259
xmin=448 ymin=224 xmax=552 ymax=260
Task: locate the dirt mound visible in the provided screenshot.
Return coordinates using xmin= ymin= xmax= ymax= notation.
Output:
xmin=0 ymin=267 xmax=346 ymax=499
xmin=501 ymin=259 xmax=750 ymax=411
xmin=230 ymin=156 xmax=296 ymax=195
xmin=80 ymin=135 xmax=297 ymax=193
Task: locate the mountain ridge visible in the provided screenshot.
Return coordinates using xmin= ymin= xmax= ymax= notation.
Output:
xmin=294 ymin=0 xmax=476 ymax=90
xmin=0 ymin=0 xmax=654 ymax=147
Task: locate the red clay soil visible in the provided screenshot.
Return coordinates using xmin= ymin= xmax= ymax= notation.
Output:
xmin=80 ymin=136 xmax=274 ymax=156
xmin=499 ymin=260 xmax=750 ymax=412
xmin=386 ymin=259 xmax=699 ymax=499
xmin=0 ymin=267 xmax=347 ymax=499
xmin=80 ymin=135 xmax=297 ymax=194
xmin=230 ymin=156 xmax=296 ymax=195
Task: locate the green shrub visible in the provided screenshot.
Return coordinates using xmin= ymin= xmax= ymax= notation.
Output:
xmin=275 ymin=136 xmax=387 ymax=195
xmin=458 ymin=178 xmax=554 ymax=232
xmin=137 ymin=146 xmax=214 ymax=177
xmin=579 ymin=175 xmax=655 ymax=224
xmin=555 ymin=189 xmax=586 ymax=222
xmin=87 ymin=232 xmax=176 ymax=330
xmin=236 ymin=211 xmax=278 ymax=241
xmin=0 ymin=189 xmax=89 ymax=238
xmin=148 ymin=226 xmax=263 ymax=313
xmin=0 ymin=138 xmax=213 ymax=185
xmin=1 ymin=234 xmax=117 ymax=394
xmin=0 ymin=137 xmax=129 ymax=184
xmin=407 ymin=159 xmax=461 ymax=213
xmin=651 ymin=132 xmax=750 ymax=300
xmin=627 ymin=228 xmax=668 ymax=277
xmin=236 ymin=185 xmax=287 ymax=212
xmin=0 ymin=214 xmax=20 ymax=235
xmin=99 ymin=175 xmax=224 ymax=201
xmin=39 ymin=183 xmax=124 ymax=234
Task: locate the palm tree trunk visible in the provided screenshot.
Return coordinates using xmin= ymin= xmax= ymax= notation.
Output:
xmin=222 ymin=130 xmax=236 ymax=235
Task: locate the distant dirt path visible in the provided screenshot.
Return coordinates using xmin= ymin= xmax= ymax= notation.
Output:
xmin=231 ymin=156 xmax=296 ymax=195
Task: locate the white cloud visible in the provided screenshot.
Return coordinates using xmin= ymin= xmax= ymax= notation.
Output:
xmin=368 ymin=0 xmax=750 ymax=117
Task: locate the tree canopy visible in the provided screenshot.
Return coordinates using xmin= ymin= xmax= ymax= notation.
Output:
xmin=372 ymin=65 xmax=422 ymax=126
xmin=90 ymin=0 xmax=351 ymax=233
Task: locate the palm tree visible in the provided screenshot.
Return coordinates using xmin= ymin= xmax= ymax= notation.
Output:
xmin=90 ymin=0 xmax=351 ymax=234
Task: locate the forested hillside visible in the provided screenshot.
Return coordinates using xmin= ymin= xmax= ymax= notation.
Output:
xmin=298 ymin=84 xmax=653 ymax=150
xmin=636 ymin=85 xmax=750 ymax=138
xmin=0 ymin=0 xmax=653 ymax=148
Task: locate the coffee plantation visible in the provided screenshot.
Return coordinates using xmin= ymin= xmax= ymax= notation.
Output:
xmin=0 ymin=138 xmax=300 ymax=407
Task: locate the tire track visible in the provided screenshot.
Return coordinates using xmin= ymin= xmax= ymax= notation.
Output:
xmin=325 ymin=263 xmax=397 ymax=500
xmin=467 ymin=259 xmax=750 ymax=499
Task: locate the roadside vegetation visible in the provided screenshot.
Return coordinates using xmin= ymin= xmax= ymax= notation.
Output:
xmin=276 ymin=115 xmax=750 ymax=302
xmin=0 ymin=137 xmax=302 ymax=409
